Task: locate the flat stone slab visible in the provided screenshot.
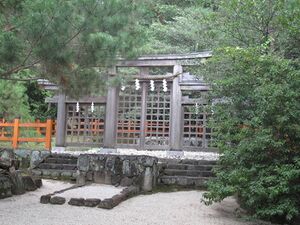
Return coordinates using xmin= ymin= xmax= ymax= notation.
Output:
xmin=54 ymin=183 xmax=124 ymax=200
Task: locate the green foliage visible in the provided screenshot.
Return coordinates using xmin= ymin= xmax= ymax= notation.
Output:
xmin=0 ymin=0 xmax=146 ymax=97
xmin=0 ymin=80 xmax=31 ymax=120
xmin=199 ymin=1 xmax=300 ymax=224
xmin=25 ymin=82 xmax=56 ymax=120
xmin=202 ymin=47 xmax=300 ymax=223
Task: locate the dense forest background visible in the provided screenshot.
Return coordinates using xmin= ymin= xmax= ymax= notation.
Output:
xmin=0 ymin=0 xmax=299 ymax=224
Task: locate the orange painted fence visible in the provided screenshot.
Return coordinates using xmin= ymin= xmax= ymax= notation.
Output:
xmin=0 ymin=118 xmax=53 ymax=150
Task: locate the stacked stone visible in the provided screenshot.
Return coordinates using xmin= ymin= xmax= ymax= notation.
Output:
xmin=40 ymin=185 xmax=140 ymax=209
xmin=76 ymin=154 xmax=159 ymax=192
xmin=0 ymin=148 xmax=42 ymax=199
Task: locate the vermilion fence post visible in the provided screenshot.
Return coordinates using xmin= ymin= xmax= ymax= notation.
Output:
xmin=12 ymin=118 xmax=20 ymax=149
xmin=45 ymin=119 xmax=53 ymax=150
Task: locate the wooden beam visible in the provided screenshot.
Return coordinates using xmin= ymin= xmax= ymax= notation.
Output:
xmin=45 ymin=96 xmax=107 ymax=103
xmin=55 ymin=90 xmax=66 ymax=147
xmin=103 ymin=67 xmax=118 ymax=148
xmin=180 ymin=86 xmax=210 ymax=91
xmin=170 ymin=65 xmax=183 ymax=151
xmin=139 ymin=67 xmax=149 ymax=149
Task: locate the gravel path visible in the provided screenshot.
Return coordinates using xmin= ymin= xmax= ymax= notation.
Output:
xmin=0 ymin=180 xmax=266 ymax=225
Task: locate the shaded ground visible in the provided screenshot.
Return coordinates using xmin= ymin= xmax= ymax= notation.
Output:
xmin=0 ymin=180 xmax=270 ymax=225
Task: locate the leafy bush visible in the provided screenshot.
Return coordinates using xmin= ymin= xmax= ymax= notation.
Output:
xmin=202 ymin=47 xmax=300 ymax=224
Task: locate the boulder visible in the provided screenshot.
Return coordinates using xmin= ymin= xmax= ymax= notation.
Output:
xmin=77 ymin=155 xmax=89 ymax=172
xmin=0 ymin=148 xmax=15 ymax=169
xmin=34 ymin=178 xmax=43 ymax=188
xmin=98 ymin=198 xmax=114 ymax=209
xmin=22 ymin=175 xmax=37 ymax=191
xmin=68 ymin=198 xmax=85 ymax=206
xmin=0 ymin=174 xmax=12 ymax=199
xmin=40 ymin=195 xmax=51 ymax=204
xmin=50 ymin=196 xmax=66 ymax=205
xmin=84 ymin=198 xmax=101 ymax=207
xmin=30 ymin=150 xmax=50 ymax=168
xmin=10 ymin=171 xmax=25 ymax=195
xmin=120 ymin=177 xmax=133 ymax=187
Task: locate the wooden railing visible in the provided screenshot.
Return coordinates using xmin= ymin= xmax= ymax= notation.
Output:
xmin=0 ymin=118 xmax=53 ymax=150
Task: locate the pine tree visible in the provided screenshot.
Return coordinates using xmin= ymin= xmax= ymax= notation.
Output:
xmin=0 ymin=0 xmax=146 ymax=96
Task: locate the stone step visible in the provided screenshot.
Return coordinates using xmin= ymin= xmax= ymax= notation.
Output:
xmin=159 ymin=175 xmax=210 ymax=187
xmin=159 ymin=158 xmax=217 ymax=166
xmin=44 ymin=157 xmax=78 ymax=165
xmin=164 ymin=164 xmax=214 ymax=171
xmin=49 ymin=154 xmax=78 ymax=160
xmin=31 ymin=169 xmax=77 ymax=180
xmin=38 ymin=163 xmax=77 ymax=170
xmin=163 ymin=169 xmax=213 ymax=177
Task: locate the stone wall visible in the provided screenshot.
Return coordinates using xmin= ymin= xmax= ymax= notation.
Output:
xmin=77 ymin=154 xmax=158 ymax=192
xmin=14 ymin=149 xmax=50 ymax=169
xmin=0 ymin=148 xmax=43 ymax=199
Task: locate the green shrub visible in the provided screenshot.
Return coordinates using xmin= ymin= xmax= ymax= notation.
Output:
xmin=203 ymin=47 xmax=300 ymax=224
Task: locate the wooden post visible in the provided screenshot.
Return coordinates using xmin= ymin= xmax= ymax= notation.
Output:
xmin=103 ymin=66 xmax=118 ymax=148
xmin=139 ymin=67 xmax=149 ymax=149
xmin=36 ymin=119 xmax=41 ymax=135
xmin=45 ymin=119 xmax=53 ymax=150
xmin=12 ymin=118 xmax=20 ymax=149
xmin=55 ymin=90 xmax=66 ymax=147
xmin=170 ymin=64 xmax=183 ymax=151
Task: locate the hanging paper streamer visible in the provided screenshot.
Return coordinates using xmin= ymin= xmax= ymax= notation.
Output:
xmin=121 ymin=85 xmax=126 ymax=91
xmin=76 ymin=102 xmax=80 ymax=112
xmin=195 ymin=103 xmax=199 ymax=115
xmin=135 ymin=79 xmax=140 ymax=90
xmin=162 ymin=79 xmax=168 ymax=92
xmin=91 ymin=102 xmax=94 ymax=113
xmin=150 ymin=80 xmax=155 ymax=91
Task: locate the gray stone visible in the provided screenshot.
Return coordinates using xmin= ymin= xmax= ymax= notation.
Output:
xmin=104 ymin=171 xmax=112 ymax=184
xmin=143 ymin=167 xmax=153 ymax=192
xmin=122 ymin=160 xmax=131 ymax=177
xmin=22 ymin=175 xmax=37 ymax=191
xmin=68 ymin=198 xmax=85 ymax=206
xmin=120 ymin=177 xmax=133 ymax=187
xmin=19 ymin=157 xmax=30 ymax=169
xmin=40 ymin=195 xmax=51 ymax=204
xmin=105 ymin=156 xmax=115 ymax=172
xmin=90 ymin=157 xmax=105 ymax=172
xmin=77 ymin=155 xmax=89 ymax=172
xmin=93 ymin=171 xmax=105 ymax=183
xmin=72 ymin=172 xmax=77 ymax=179
xmin=111 ymin=194 xmax=126 ymax=206
xmin=0 ymin=148 xmax=15 ymax=169
xmin=0 ymin=175 xmax=12 ymax=199
xmin=41 ymin=169 xmax=51 ymax=176
xmin=86 ymin=171 xmax=93 ymax=181
xmin=144 ymin=157 xmax=157 ymax=167
xmin=33 ymin=178 xmax=42 ymax=188
xmin=84 ymin=198 xmax=101 ymax=207
xmin=61 ymin=171 xmax=73 ymax=178
xmin=10 ymin=171 xmax=25 ymax=195
xmin=76 ymin=171 xmax=86 ymax=185
xmin=14 ymin=149 xmax=31 ymax=158
xmin=50 ymin=196 xmax=66 ymax=205
xmin=121 ymin=186 xmax=139 ymax=198
xmin=30 ymin=151 xmax=42 ymax=168
xmin=40 ymin=151 xmax=51 ymax=160
xmin=98 ymin=198 xmax=115 ymax=209
xmin=50 ymin=170 xmax=60 ymax=178
xmin=111 ymin=174 xmax=121 ymax=185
